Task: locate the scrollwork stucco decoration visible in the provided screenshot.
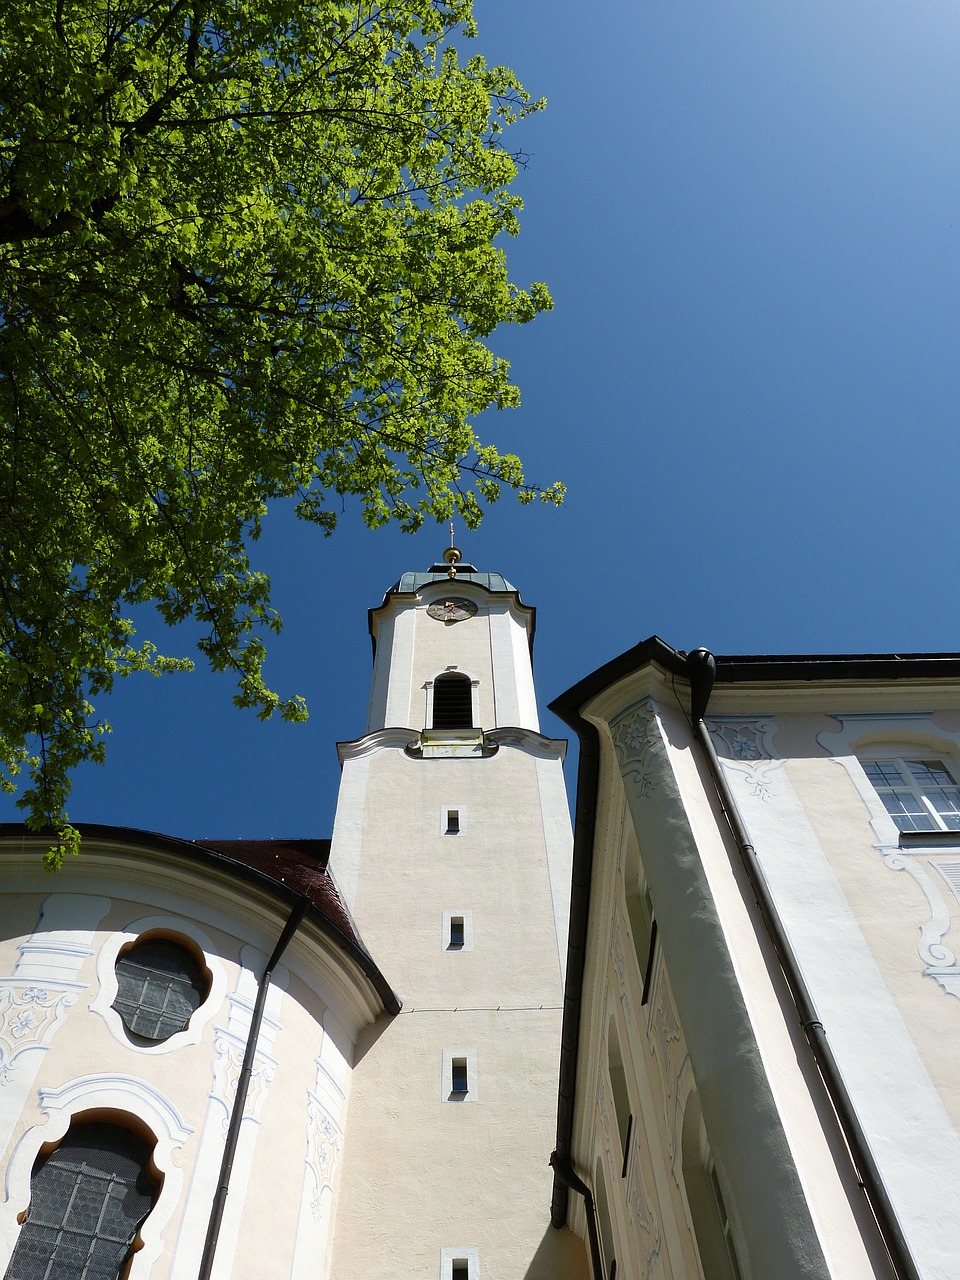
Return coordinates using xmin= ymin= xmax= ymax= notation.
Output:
xmin=628 ymin=1154 xmax=663 ymax=1278
xmin=596 ymin=1073 xmax=614 ymax=1164
xmin=0 ymin=982 xmax=81 ymax=1085
xmin=645 ymin=960 xmax=689 ymax=1187
xmin=707 ymin=717 xmax=778 ymax=762
xmin=305 ymin=1093 xmax=343 ymax=1222
xmin=211 ymin=1028 xmax=277 ymax=1131
xmin=610 ymin=919 xmax=637 ymax=1034
xmin=611 ymin=698 xmax=666 ymax=798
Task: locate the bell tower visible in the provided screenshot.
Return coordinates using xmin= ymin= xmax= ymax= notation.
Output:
xmin=327 ymin=547 xmax=585 ymax=1279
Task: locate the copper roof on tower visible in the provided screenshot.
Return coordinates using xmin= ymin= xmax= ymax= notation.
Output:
xmin=386 ymin=563 xmax=517 ymax=596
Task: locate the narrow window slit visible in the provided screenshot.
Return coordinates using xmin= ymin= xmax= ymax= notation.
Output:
xmin=451 ymin=1057 xmax=468 ymax=1096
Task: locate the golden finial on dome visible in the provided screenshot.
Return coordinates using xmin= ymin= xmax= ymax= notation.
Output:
xmin=442 ymin=521 xmax=461 ymax=578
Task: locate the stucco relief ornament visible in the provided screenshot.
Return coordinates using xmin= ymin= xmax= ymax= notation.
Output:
xmin=611 ymin=923 xmax=636 ymax=1032
xmin=707 ymin=718 xmax=777 ymax=762
xmin=211 ymin=1029 xmax=276 ymax=1130
xmin=305 ymin=1095 xmax=343 ymax=1221
xmin=645 ymin=965 xmax=688 ymax=1182
xmin=596 ymin=1075 xmax=614 ymax=1163
xmin=611 ymin=699 xmax=664 ymax=797
xmin=0 ymin=982 xmax=77 ymax=1085
xmin=629 ymin=1162 xmax=662 ymax=1275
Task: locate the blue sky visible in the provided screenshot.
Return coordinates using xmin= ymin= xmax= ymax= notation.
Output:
xmin=6 ymin=0 xmax=960 ymax=840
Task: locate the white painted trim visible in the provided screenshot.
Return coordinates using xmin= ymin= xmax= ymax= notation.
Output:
xmin=328 ymin=753 xmax=372 ymax=916
xmin=0 ymin=893 xmax=112 ymax=1160
xmin=439 ymin=1246 xmax=480 ymax=1280
xmin=535 ymin=754 xmax=574 ymax=987
xmin=441 ymin=1048 xmax=478 ymax=1103
xmin=721 ymin=750 xmax=960 ymax=1279
xmin=442 ymin=911 xmax=474 ymax=952
xmin=425 ymin=665 xmax=482 ymax=731
xmin=90 ymin=914 xmax=228 ymax=1054
xmin=337 ymin=727 xmax=423 ymax=763
xmin=0 ymin=1073 xmax=191 ymax=1279
xmin=439 ymin=804 xmax=467 ymax=836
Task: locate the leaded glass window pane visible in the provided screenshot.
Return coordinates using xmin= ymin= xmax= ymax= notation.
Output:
xmin=4 ymin=1124 xmax=158 ymax=1280
xmin=113 ymin=938 xmax=207 ymax=1042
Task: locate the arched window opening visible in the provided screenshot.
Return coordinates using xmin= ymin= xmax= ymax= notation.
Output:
xmin=432 ymin=673 xmax=473 ymax=730
xmin=113 ymin=935 xmax=209 ymax=1044
xmin=607 ymin=1020 xmax=633 ymax=1177
xmin=681 ymin=1092 xmax=743 ymax=1280
xmin=5 ymin=1120 xmax=160 ymax=1280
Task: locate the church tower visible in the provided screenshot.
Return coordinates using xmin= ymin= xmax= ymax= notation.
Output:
xmin=326 ymin=546 xmax=586 ymax=1279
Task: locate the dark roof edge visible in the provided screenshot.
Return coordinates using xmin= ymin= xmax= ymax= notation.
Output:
xmin=713 ymin=651 xmax=960 ymax=683
xmin=548 ymin=636 xmax=686 ymax=724
xmin=0 ymin=823 xmax=400 ymax=1017
xmin=550 ymin=640 xmax=960 ymax=722
xmin=547 ymin=638 xmax=960 ymax=1224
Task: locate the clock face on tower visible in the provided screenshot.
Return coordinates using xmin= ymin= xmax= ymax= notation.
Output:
xmin=426 ymin=597 xmax=478 ymax=623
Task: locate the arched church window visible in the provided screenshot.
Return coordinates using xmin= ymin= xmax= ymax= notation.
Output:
xmin=432 ymin=673 xmax=473 ymax=729
xmin=4 ymin=1120 xmax=160 ymax=1280
xmin=113 ymin=935 xmax=209 ymax=1043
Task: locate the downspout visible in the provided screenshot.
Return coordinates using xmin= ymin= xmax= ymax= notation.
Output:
xmin=550 ymin=1151 xmax=605 ymax=1280
xmin=197 ymin=895 xmax=312 ymax=1280
xmin=551 ymin=700 xmax=601 ymax=1234
xmin=685 ymin=648 xmax=922 ymax=1280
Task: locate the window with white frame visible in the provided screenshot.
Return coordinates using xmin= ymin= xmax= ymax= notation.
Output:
xmin=440 ymin=1247 xmax=479 ymax=1280
xmin=861 ymin=758 xmax=960 ymax=832
xmin=3 ymin=1121 xmax=159 ymax=1280
xmin=442 ymin=1049 xmax=477 ymax=1102
xmin=113 ymin=935 xmax=210 ymax=1043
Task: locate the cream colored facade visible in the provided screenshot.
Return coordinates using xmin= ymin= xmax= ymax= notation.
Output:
xmin=0 ymin=833 xmax=388 ymax=1280
xmin=0 ymin=555 xmax=588 ymax=1280
xmin=327 ymin=558 xmax=585 ymax=1279
xmin=550 ymin=641 xmax=960 ymax=1280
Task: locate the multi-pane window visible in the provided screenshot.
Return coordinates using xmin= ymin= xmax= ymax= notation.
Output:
xmin=862 ymin=758 xmax=960 ymax=832
xmin=4 ymin=1122 xmax=159 ymax=1280
xmin=113 ymin=937 xmax=208 ymax=1043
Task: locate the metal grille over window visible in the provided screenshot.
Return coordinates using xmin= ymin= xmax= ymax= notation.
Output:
xmin=432 ymin=673 xmax=473 ymax=729
xmin=4 ymin=1122 xmax=159 ymax=1280
xmin=862 ymin=758 xmax=960 ymax=832
xmin=113 ymin=937 xmax=208 ymax=1042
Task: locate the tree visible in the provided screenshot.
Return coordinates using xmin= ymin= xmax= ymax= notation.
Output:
xmin=0 ymin=0 xmax=559 ymax=864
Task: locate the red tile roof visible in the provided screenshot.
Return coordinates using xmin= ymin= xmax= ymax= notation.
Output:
xmin=192 ymin=838 xmax=357 ymax=940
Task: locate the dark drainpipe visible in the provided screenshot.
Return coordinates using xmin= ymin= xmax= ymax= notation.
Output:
xmin=685 ymin=648 xmax=921 ymax=1280
xmin=549 ymin=1151 xmax=605 ymax=1280
xmin=197 ymin=895 xmax=312 ymax=1280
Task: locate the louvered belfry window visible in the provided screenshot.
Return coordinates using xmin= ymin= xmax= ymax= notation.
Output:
xmin=4 ymin=1123 xmax=159 ymax=1280
xmin=432 ymin=673 xmax=473 ymax=729
xmin=113 ymin=937 xmax=208 ymax=1042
